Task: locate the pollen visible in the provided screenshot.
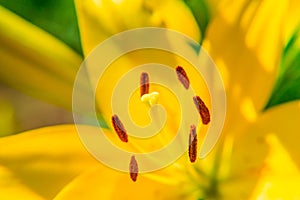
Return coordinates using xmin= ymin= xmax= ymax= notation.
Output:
xmin=176 ymin=66 xmax=190 ymax=89
xmin=193 ymin=96 xmax=210 ymax=125
xmin=189 ymin=125 xmax=197 ymax=163
xmin=129 ymin=155 xmax=138 ymax=182
xmin=112 ymin=114 xmax=128 ymax=142
xmin=140 ymin=72 xmax=149 ymax=97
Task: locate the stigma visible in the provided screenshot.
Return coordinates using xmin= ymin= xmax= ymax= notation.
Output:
xmin=141 ymin=91 xmax=160 ymax=106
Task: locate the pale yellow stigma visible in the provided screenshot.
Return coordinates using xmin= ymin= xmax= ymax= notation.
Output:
xmin=141 ymin=91 xmax=159 ymax=106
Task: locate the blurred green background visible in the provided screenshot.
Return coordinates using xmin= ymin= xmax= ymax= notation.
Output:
xmin=0 ymin=0 xmax=82 ymax=55
xmin=0 ymin=0 xmax=299 ymax=136
xmin=0 ymin=0 xmax=80 ymax=136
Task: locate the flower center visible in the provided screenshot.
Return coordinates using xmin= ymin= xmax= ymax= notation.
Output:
xmin=111 ymin=67 xmax=211 ymax=184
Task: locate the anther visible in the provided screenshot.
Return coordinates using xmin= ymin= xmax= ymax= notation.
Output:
xmin=129 ymin=155 xmax=138 ymax=182
xmin=176 ymin=66 xmax=190 ymax=89
xmin=193 ymin=96 xmax=210 ymax=125
xmin=140 ymin=72 xmax=149 ymax=97
xmin=189 ymin=125 xmax=197 ymax=163
xmin=112 ymin=115 xmax=128 ymax=142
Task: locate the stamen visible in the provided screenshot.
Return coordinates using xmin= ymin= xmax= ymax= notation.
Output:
xmin=189 ymin=125 xmax=197 ymax=163
xmin=193 ymin=96 xmax=210 ymax=125
xmin=112 ymin=114 xmax=128 ymax=142
xmin=130 ymin=155 xmax=138 ymax=182
xmin=140 ymin=72 xmax=149 ymax=97
xmin=176 ymin=66 xmax=190 ymax=89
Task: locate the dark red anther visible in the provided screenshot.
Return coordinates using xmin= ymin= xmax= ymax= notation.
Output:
xmin=193 ymin=96 xmax=210 ymax=125
xmin=140 ymin=72 xmax=149 ymax=97
xmin=189 ymin=125 xmax=197 ymax=163
xmin=130 ymin=155 xmax=138 ymax=182
xmin=176 ymin=66 xmax=190 ymax=89
xmin=112 ymin=114 xmax=128 ymax=142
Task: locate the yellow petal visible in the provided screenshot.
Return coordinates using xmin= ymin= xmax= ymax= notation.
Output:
xmin=74 ymin=0 xmax=200 ymax=55
xmin=221 ymin=101 xmax=300 ymax=199
xmin=54 ymin=166 xmax=178 ymax=200
xmin=0 ymin=6 xmax=82 ymax=109
xmin=0 ymin=166 xmax=45 ymax=200
xmin=0 ymin=125 xmax=98 ymax=199
xmin=251 ymin=101 xmax=300 ymax=167
xmin=250 ymin=134 xmax=300 ymax=199
xmin=203 ymin=0 xmax=288 ymax=132
xmin=283 ymin=0 xmax=300 ymax=43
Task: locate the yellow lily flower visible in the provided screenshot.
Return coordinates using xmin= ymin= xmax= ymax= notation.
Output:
xmin=0 ymin=0 xmax=300 ymax=200
xmin=70 ymin=0 xmax=300 ymax=199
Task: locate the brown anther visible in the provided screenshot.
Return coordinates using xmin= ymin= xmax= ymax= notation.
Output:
xmin=112 ymin=115 xmax=128 ymax=142
xmin=140 ymin=72 xmax=149 ymax=97
xmin=176 ymin=66 xmax=190 ymax=89
xmin=193 ymin=96 xmax=210 ymax=125
xmin=189 ymin=125 xmax=197 ymax=163
xmin=129 ymin=155 xmax=138 ymax=182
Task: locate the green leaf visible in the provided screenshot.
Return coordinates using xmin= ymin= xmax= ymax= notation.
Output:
xmin=183 ymin=0 xmax=211 ymax=40
xmin=0 ymin=0 xmax=82 ymax=55
xmin=265 ymin=26 xmax=300 ymax=109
